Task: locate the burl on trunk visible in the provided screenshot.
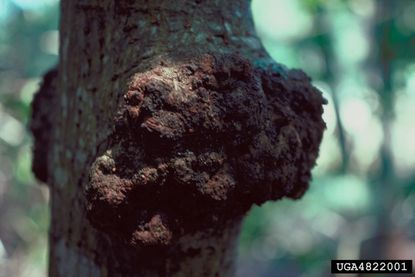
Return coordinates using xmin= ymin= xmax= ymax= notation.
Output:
xmin=30 ymin=0 xmax=326 ymax=276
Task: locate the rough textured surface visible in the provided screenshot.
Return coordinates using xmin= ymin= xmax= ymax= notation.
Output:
xmin=38 ymin=0 xmax=328 ymax=275
xmin=85 ymin=53 xmax=326 ymax=249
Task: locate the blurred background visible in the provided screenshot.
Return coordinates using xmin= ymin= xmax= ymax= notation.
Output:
xmin=0 ymin=0 xmax=414 ymax=276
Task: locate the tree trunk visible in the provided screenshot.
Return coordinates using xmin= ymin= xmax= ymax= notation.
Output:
xmin=31 ymin=0 xmax=326 ymax=276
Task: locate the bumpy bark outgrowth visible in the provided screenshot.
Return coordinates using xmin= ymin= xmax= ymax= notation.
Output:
xmin=30 ymin=68 xmax=58 ymax=183
xmin=85 ymin=53 xmax=326 ymax=249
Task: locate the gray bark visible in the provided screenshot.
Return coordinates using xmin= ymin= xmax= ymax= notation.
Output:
xmin=30 ymin=0 xmax=326 ymax=276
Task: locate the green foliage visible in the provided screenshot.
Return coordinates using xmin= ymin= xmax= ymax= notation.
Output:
xmin=0 ymin=1 xmax=58 ymax=276
xmin=239 ymin=0 xmax=415 ymax=276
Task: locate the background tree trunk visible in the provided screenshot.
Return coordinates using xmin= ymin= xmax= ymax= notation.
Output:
xmin=30 ymin=0 xmax=325 ymax=276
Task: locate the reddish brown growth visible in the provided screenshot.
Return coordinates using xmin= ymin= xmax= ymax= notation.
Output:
xmin=85 ymin=54 xmax=326 ymax=249
xmin=131 ymin=214 xmax=173 ymax=247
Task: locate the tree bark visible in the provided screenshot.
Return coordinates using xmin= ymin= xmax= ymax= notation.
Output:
xmin=31 ymin=0 xmax=326 ymax=276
